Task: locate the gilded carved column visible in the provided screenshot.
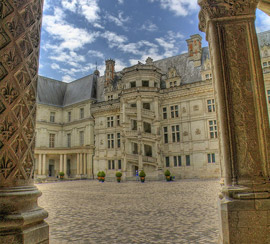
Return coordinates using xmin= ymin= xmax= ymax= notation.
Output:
xmin=0 ymin=0 xmax=48 ymax=243
xmin=198 ymin=0 xmax=270 ymax=243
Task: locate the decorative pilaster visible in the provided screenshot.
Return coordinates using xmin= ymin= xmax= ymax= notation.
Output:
xmin=0 ymin=0 xmax=48 ymax=243
xmin=198 ymin=1 xmax=270 ymax=243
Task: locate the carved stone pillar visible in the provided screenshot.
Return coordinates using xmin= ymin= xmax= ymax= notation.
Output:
xmin=198 ymin=0 xmax=270 ymax=243
xmin=0 ymin=0 xmax=48 ymax=243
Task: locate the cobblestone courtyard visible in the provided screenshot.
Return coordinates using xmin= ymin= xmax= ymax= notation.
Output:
xmin=37 ymin=179 xmax=220 ymax=244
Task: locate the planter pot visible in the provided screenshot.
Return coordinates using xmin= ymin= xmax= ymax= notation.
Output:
xmin=116 ymin=177 xmax=121 ymax=183
xmin=166 ymin=176 xmax=171 ymax=181
xmin=59 ymin=175 xmax=64 ymax=180
xmin=140 ymin=177 xmax=145 ymax=183
xmin=98 ymin=176 xmax=101 ymax=182
xmin=101 ymin=177 xmax=105 ymax=182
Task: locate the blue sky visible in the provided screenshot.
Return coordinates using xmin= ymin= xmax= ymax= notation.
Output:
xmin=39 ymin=0 xmax=270 ymax=83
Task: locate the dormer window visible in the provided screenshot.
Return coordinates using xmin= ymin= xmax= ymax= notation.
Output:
xmin=130 ymin=81 xmax=136 ymax=88
xmin=108 ymin=95 xmax=113 ymax=101
xmin=174 ymin=81 xmax=177 ymax=86
xmin=142 ymin=80 xmax=149 ymax=87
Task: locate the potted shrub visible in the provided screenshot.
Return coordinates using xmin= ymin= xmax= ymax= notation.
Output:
xmin=115 ymin=171 xmax=122 ymax=183
xmin=164 ymin=170 xmax=171 ymax=181
xmin=59 ymin=172 xmax=64 ymax=180
xmin=97 ymin=171 xmax=101 ymax=182
xmin=139 ymin=170 xmax=146 ymax=183
xmin=100 ymin=171 xmax=106 ymax=182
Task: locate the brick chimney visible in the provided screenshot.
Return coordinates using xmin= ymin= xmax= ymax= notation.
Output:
xmin=186 ymin=34 xmax=202 ymax=67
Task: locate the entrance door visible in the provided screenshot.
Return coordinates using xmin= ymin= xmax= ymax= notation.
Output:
xmin=67 ymin=159 xmax=71 ymax=176
xmin=134 ymin=166 xmax=138 ymax=176
xmin=49 ymin=164 xmax=54 ymax=177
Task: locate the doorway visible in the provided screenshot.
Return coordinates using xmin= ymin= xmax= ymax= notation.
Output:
xmin=49 ymin=159 xmax=55 ymax=177
xmin=134 ymin=166 xmax=138 ymax=176
xmin=67 ymin=159 xmax=71 ymax=176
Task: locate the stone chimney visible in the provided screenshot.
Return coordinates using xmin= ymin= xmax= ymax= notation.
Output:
xmin=186 ymin=34 xmax=202 ymax=67
xmin=105 ymin=59 xmax=115 ymax=86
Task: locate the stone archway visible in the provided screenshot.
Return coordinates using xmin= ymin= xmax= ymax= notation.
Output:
xmin=0 ymin=0 xmax=270 ymax=243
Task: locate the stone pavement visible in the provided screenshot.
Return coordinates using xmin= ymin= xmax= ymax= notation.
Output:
xmin=37 ymin=179 xmax=220 ymax=244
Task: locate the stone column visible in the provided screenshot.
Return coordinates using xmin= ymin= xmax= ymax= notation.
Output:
xmin=79 ymin=153 xmax=83 ymax=175
xmin=83 ymin=153 xmax=87 ymax=175
xmin=38 ymin=154 xmax=42 ymax=175
xmin=0 ymin=0 xmax=48 ymax=243
xmin=198 ymin=1 xmax=270 ymax=243
xmin=42 ymin=154 xmax=46 ymax=176
xmin=87 ymin=153 xmax=91 ymax=177
xmin=63 ymin=154 xmax=67 ymax=177
xmin=59 ymin=154 xmax=63 ymax=173
xmin=76 ymin=153 xmax=80 ymax=175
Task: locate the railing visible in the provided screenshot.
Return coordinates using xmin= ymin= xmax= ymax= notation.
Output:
xmin=142 ymin=156 xmax=157 ymax=164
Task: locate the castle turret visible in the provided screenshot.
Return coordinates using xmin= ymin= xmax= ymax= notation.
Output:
xmin=186 ymin=34 xmax=202 ymax=67
xmin=105 ymin=59 xmax=115 ymax=87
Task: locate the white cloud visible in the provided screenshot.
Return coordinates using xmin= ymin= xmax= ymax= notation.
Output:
xmin=256 ymin=10 xmax=270 ymax=32
xmin=106 ymin=11 xmax=130 ymax=29
xmin=51 ymin=63 xmax=60 ymax=70
xmin=103 ymin=31 xmax=128 ymax=48
xmin=150 ymin=0 xmax=198 ymax=16
xmin=88 ymin=50 xmax=104 ymax=59
xmin=115 ymin=59 xmax=127 ymax=72
xmin=118 ymin=0 xmax=124 ymax=4
xmin=141 ymin=20 xmax=158 ymax=32
xmin=62 ymin=75 xmax=74 ymax=83
xmin=61 ymin=0 xmax=101 ymax=24
xmin=43 ymin=7 xmax=99 ymax=51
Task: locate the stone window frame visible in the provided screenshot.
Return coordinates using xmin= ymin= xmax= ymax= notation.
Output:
xmin=186 ymin=155 xmax=191 ymax=166
xmin=165 ymin=156 xmax=170 ymax=167
xmin=163 ymin=126 xmax=169 ymax=143
xmin=207 ymin=153 xmax=216 ymax=163
xmin=79 ymin=131 xmax=84 ymax=146
xmin=50 ymin=112 xmax=55 ymax=123
xmin=162 ymin=107 xmax=167 ymax=119
xmin=208 ymin=120 xmax=218 ymax=139
xmin=67 ymin=133 xmax=71 ymax=148
xmin=117 ymin=133 xmax=121 ymax=148
xmin=107 ymin=116 xmax=114 ymax=128
xmin=267 ymin=90 xmax=270 ymax=104
xmin=107 ymin=133 xmax=114 ymax=149
xmin=67 ymin=111 xmax=72 ymax=122
xmin=131 ymin=120 xmax=137 ymax=131
xmin=173 ymin=155 xmax=182 ymax=167
xmin=118 ymin=160 xmax=122 ymax=170
xmin=80 ymin=107 xmax=84 ymax=119
xmin=142 ymin=80 xmax=149 ymax=87
xmin=130 ymin=81 xmax=136 ymax=88
xmin=49 ymin=133 xmax=55 ymax=148
xmin=143 ymin=102 xmax=151 ymax=110
xmin=207 ymin=99 xmax=215 ymax=112
xmin=170 ymin=105 xmax=179 ymax=118
xmin=108 ymin=160 xmax=115 ymax=170
xmin=116 ymin=115 xmax=120 ymax=126
xmin=171 ymin=125 xmax=180 ymax=143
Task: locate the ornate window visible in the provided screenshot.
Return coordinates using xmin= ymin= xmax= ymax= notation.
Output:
xmin=117 ymin=115 xmax=120 ymax=126
xmin=207 ymin=99 xmax=215 ymax=112
xmin=143 ymin=122 xmax=151 ymax=133
xmin=267 ymin=90 xmax=270 ymax=104
xmin=108 ymin=160 xmax=115 ymax=170
xmin=143 ymin=103 xmax=150 ymax=110
xmin=108 ymin=95 xmax=113 ymax=101
xmin=170 ymin=105 xmax=179 ymax=118
xmin=163 ymin=107 xmax=167 ymax=119
xmin=49 ymin=134 xmax=55 ymax=148
xmin=209 ymin=120 xmax=218 ymax=139
xmin=130 ymin=81 xmax=136 ymax=88
xmin=132 ymin=120 xmax=137 ymax=130
xmin=171 ymin=125 xmax=180 ymax=142
xmin=117 ymin=133 xmax=121 ymax=148
xmin=208 ymin=153 xmax=216 ymax=163
xmin=142 ymin=80 xmax=149 ymax=87
xmin=163 ymin=127 xmax=168 ymax=143
xmin=118 ymin=160 xmax=122 ymax=170
xmin=173 ymin=156 xmax=182 ymax=167
xmin=107 ymin=116 xmax=114 ymax=127
xmin=107 ymin=134 xmax=114 ymax=148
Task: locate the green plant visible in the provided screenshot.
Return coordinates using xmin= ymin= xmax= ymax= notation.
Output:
xmin=100 ymin=171 xmax=106 ymax=177
xmin=97 ymin=171 xmax=101 ymax=177
xmin=59 ymin=172 xmax=65 ymax=177
xmin=116 ymin=171 xmax=122 ymax=177
xmin=164 ymin=170 xmax=171 ymax=177
xmin=139 ymin=170 xmax=146 ymax=177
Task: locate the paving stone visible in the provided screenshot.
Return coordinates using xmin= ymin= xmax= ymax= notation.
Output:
xmin=37 ymin=179 xmax=220 ymax=243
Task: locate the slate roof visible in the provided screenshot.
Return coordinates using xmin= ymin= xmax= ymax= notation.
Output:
xmin=37 ymin=74 xmax=97 ymax=107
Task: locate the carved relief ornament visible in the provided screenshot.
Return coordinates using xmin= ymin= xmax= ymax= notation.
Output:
xmin=198 ymin=0 xmax=259 ymax=32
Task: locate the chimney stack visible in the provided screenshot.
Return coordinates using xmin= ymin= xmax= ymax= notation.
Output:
xmin=186 ymin=34 xmax=202 ymax=67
